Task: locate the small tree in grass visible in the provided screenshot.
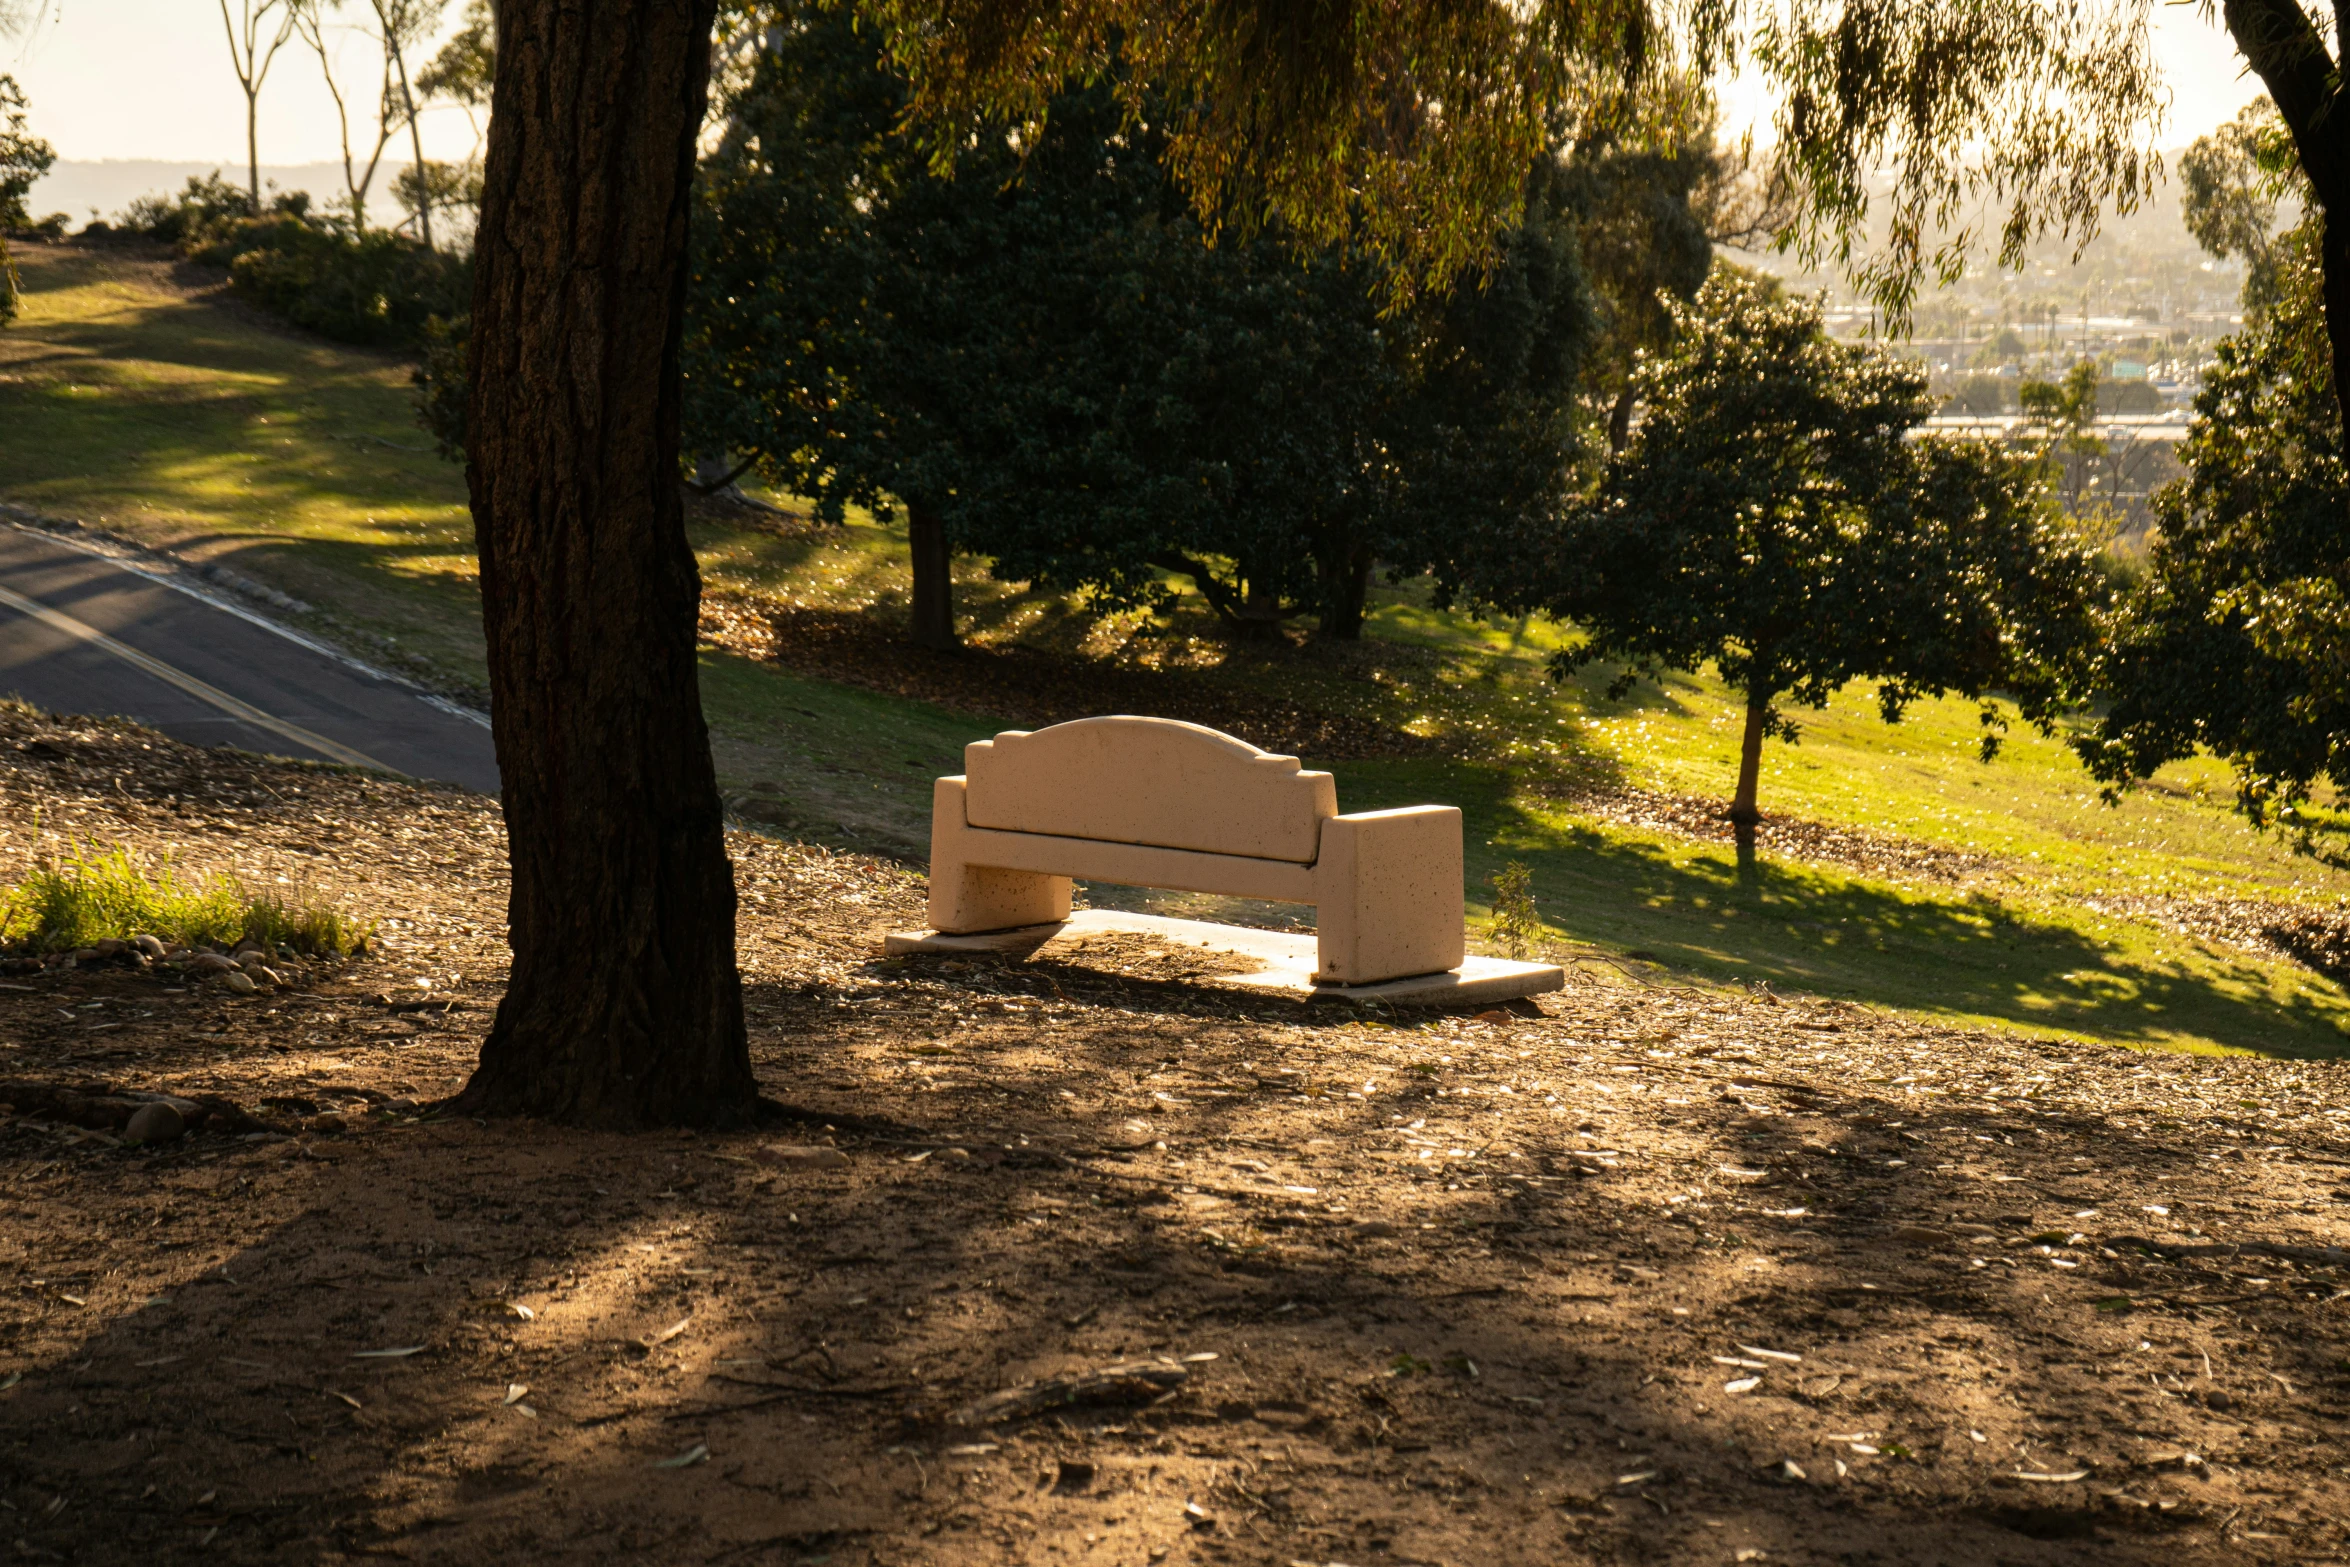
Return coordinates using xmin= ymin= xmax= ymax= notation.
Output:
xmin=1548 ymin=272 xmax=2107 ymax=864
xmin=0 ymin=74 xmax=55 ymax=328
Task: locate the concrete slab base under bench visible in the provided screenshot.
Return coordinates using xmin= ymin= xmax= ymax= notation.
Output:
xmin=882 ymin=909 xmax=1565 ymax=1007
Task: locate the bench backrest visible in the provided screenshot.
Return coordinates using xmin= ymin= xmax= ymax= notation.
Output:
xmin=963 ymin=716 xmax=1339 ymax=863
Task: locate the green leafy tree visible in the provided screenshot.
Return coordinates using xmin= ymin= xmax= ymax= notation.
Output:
xmin=1971 ymin=326 xmax=2028 ymax=366
xmin=416 ymin=0 xmax=493 ymax=114
xmin=392 ymin=156 xmax=482 ymax=238
xmin=295 ymin=0 xmax=445 ymax=243
xmin=1547 ymin=273 xmax=2106 ymax=863
xmin=1558 ymin=131 xmax=1717 ymax=451
xmin=2019 ymin=360 xmax=2107 ymax=464
xmin=1945 ymin=375 xmax=2011 ymax=415
xmin=687 ymin=12 xmax=1594 ymax=647
xmin=2077 ymin=220 xmax=2350 ymax=824
xmin=2179 ymin=97 xmax=2302 ymax=320
xmin=1555 ymin=74 xmax=1785 ymax=453
xmin=0 ymin=74 xmax=55 ymax=327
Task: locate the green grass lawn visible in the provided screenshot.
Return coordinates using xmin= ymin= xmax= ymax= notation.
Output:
xmin=7 ymin=237 xmax=2350 ymax=1058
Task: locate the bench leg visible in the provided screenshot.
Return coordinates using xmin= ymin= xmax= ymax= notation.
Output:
xmin=928 ymin=776 xmax=1073 ymax=933
xmin=1314 ymin=806 xmax=1465 ymax=984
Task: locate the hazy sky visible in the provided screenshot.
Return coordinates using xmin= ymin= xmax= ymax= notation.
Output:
xmin=5 ymin=1 xmax=486 ymax=166
xmin=2 ymin=1 xmax=2274 ymax=168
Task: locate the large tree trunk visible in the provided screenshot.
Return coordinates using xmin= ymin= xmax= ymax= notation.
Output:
xmin=907 ymin=498 xmax=958 ymax=650
xmin=454 ymin=0 xmax=754 ymax=1129
xmin=1728 ymin=691 xmax=1767 ymax=871
xmin=1316 ymin=539 xmax=1374 ymax=640
xmin=2324 ymin=203 xmax=2350 ymax=427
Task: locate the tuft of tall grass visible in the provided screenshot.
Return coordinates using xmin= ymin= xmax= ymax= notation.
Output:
xmin=0 ymin=844 xmax=374 ymax=956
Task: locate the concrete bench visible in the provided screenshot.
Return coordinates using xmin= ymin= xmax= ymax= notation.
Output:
xmin=924 ymin=715 xmax=1465 ymax=985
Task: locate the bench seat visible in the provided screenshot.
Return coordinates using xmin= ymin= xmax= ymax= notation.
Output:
xmin=926 ymin=716 xmax=1467 ymax=985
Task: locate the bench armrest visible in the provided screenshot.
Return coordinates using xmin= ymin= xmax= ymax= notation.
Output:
xmin=1313 ymin=806 xmax=1464 ymax=984
xmin=929 ymin=775 xmax=1073 ymax=932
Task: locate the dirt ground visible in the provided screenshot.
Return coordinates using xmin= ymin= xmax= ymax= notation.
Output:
xmin=5 ymin=703 xmax=2350 ymax=1565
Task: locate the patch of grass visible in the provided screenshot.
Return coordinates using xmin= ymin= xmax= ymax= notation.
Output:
xmin=0 ymin=842 xmax=373 ymax=956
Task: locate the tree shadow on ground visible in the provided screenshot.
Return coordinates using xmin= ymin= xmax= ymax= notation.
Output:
xmin=1 ymin=968 xmax=2314 ymax=1563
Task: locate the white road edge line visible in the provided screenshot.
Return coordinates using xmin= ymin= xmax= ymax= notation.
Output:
xmin=1 ymin=519 xmax=492 ymax=730
xmin=0 ymin=579 xmax=401 ymax=775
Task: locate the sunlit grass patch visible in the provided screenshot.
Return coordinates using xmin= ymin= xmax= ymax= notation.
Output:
xmin=0 ymin=843 xmax=374 ymax=956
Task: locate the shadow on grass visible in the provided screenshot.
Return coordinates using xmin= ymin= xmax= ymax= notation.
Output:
xmin=1340 ymin=758 xmax=2350 ymax=1061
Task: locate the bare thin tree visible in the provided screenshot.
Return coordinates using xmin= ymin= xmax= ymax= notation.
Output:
xmin=294 ymin=0 xmax=442 ymax=239
xmin=294 ymin=0 xmax=390 ymax=228
xmin=371 ymin=0 xmax=443 ymax=250
xmin=218 ymin=0 xmax=299 ymax=211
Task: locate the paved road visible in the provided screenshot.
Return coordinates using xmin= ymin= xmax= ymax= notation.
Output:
xmin=0 ymin=524 xmax=501 ymax=794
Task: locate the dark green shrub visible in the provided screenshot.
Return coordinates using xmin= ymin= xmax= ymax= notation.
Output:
xmin=118 ymin=171 xmax=254 ymax=247
xmin=224 ymin=219 xmax=469 ymax=348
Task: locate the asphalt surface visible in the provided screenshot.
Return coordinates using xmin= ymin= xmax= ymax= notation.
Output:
xmin=0 ymin=524 xmax=501 ymax=795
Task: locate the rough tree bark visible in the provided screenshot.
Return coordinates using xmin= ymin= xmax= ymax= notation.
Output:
xmin=2224 ymin=0 xmax=2350 ymax=422
xmin=454 ymin=0 xmax=755 ymax=1128
xmin=907 ymin=498 xmax=958 ymax=650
